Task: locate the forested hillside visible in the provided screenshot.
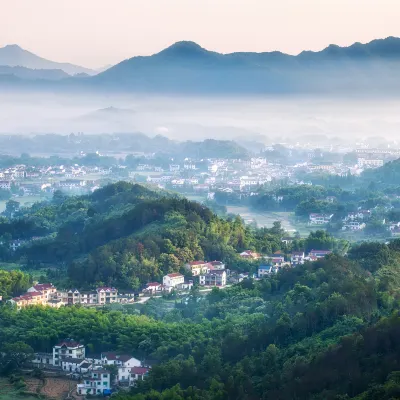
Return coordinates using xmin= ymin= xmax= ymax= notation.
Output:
xmin=0 ymin=182 xmax=290 ymax=289
xmin=2 ymin=241 xmax=400 ymax=398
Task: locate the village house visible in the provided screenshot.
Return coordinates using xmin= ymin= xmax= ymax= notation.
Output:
xmin=77 ymin=369 xmax=111 ymax=396
xmin=266 ymin=254 xmax=286 ymax=267
xmin=239 ymin=250 xmax=261 ymax=260
xmin=281 ymin=236 xmax=294 ymax=246
xmin=10 ymin=291 xmax=46 ymax=309
xmin=185 ymin=261 xmax=211 ymax=276
xmin=53 ymin=339 xmax=85 ymax=367
xmin=199 ymin=270 xmax=227 ymax=287
xmin=0 ymin=180 xmax=11 ymax=190
xmin=130 ymin=367 xmax=150 ymax=386
xmin=144 ymin=282 xmax=163 ymax=294
xmin=258 ymin=265 xmax=273 ymax=278
xmin=209 ymin=261 xmax=226 ymax=270
xmin=308 ymin=249 xmax=332 ymax=259
xmin=163 ymin=273 xmax=185 ymax=288
xmin=342 ymin=221 xmax=366 ymax=231
xmin=61 ymin=358 xmax=92 ymax=373
xmin=27 ymin=283 xmax=57 ymax=301
xmin=32 ymin=352 xmax=54 ymax=367
xmin=309 ymin=213 xmax=334 ymax=225
xmin=291 ymin=251 xmax=306 ymax=265
xmin=96 ymin=287 xmax=118 ymax=304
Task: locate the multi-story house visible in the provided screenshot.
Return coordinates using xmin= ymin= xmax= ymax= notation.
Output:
xmin=185 ymin=261 xmax=211 ymax=276
xmin=79 ymin=291 xmax=98 ymax=304
xmin=309 ymin=213 xmax=334 ymax=225
xmin=239 ymin=250 xmax=261 ymax=260
xmin=291 ymin=252 xmax=306 ymax=265
xmin=10 ymin=291 xmax=46 ymax=309
xmin=163 ymin=273 xmax=184 ymax=288
xmin=53 ymin=339 xmax=85 ymax=367
xmin=67 ymin=289 xmax=81 ymax=305
xmin=130 ymin=367 xmax=150 ymax=386
xmin=77 ymin=369 xmax=111 ymax=396
xmin=258 ymin=265 xmax=273 ymax=278
xmin=96 ymin=287 xmax=118 ymax=304
xmin=308 ymin=250 xmax=332 ymax=259
xmin=199 ymin=270 xmax=227 ymax=287
xmin=209 ymin=261 xmax=225 ymax=270
xmin=27 ymin=283 xmax=57 ymax=301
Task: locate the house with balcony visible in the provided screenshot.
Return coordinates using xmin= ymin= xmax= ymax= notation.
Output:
xmin=291 ymin=251 xmax=306 ymax=266
xmin=77 ymin=369 xmax=111 ymax=396
xmin=96 ymin=287 xmax=118 ymax=304
xmin=27 ymin=283 xmax=57 ymax=301
xmin=199 ymin=270 xmax=227 ymax=287
xmin=185 ymin=261 xmax=211 ymax=276
xmin=53 ymin=339 xmax=85 ymax=367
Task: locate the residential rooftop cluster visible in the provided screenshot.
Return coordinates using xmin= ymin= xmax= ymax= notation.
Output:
xmin=31 ymin=339 xmax=150 ymax=395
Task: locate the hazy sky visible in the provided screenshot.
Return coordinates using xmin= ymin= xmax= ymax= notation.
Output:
xmin=1 ymin=0 xmax=399 ymax=68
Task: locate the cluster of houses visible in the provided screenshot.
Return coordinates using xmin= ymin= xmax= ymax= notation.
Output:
xmin=257 ymin=249 xmax=332 ymax=277
xmin=309 ymin=209 xmax=372 ymax=231
xmin=144 ymin=261 xmax=228 ymax=294
xmin=31 ymin=339 xmax=150 ymax=395
xmin=9 ymin=284 xmax=125 ymax=309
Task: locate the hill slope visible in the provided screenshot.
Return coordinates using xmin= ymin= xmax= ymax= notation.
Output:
xmin=0 ymin=44 xmax=95 ymax=75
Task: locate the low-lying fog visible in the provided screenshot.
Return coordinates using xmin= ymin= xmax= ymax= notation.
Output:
xmin=1 ymin=92 xmax=400 ymax=145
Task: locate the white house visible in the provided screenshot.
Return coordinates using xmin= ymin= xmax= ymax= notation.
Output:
xmin=77 ymin=369 xmax=111 ymax=396
xmin=291 ymin=252 xmax=305 ymax=265
xmin=163 ymin=273 xmax=184 ymax=288
xmin=130 ymin=367 xmax=150 ymax=386
xmin=53 ymin=339 xmax=85 ymax=367
xmin=309 ymin=213 xmax=334 ymax=225
xmin=96 ymin=287 xmax=118 ymax=304
xmin=199 ymin=270 xmax=227 ymax=287
xmin=258 ymin=265 xmax=273 ymax=278
xmin=32 ymin=352 xmax=54 ymax=367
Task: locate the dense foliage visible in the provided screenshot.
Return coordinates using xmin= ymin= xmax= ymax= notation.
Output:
xmin=2 ymin=239 xmax=400 ymax=398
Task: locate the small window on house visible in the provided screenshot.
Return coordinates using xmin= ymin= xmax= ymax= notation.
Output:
xmin=103 ymin=374 xmax=108 ymax=378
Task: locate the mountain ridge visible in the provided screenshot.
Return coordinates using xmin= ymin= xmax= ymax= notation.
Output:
xmin=2 ymin=36 xmax=400 ymax=94
xmin=0 ymin=44 xmax=95 ymax=76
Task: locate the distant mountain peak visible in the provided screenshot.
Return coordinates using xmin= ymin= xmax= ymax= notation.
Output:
xmin=156 ymin=41 xmax=210 ymax=57
xmin=0 ymin=44 xmax=95 ymax=75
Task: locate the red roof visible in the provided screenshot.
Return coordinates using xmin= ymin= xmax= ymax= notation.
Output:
xmin=167 ymin=273 xmax=183 ymax=278
xmin=29 ymin=291 xmax=43 ymax=297
xmin=102 ymin=352 xmax=132 ymax=362
xmin=146 ymin=282 xmax=161 ymax=287
xmin=56 ymin=340 xmax=82 ymax=348
xmin=131 ymin=367 xmax=149 ymax=375
xmin=188 ymin=261 xmax=207 ymax=266
xmin=34 ymin=283 xmax=54 ymax=291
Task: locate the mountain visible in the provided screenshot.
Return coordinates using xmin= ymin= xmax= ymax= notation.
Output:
xmin=88 ymin=37 xmax=400 ymax=94
xmin=0 ymin=65 xmax=69 ymax=80
xmin=0 ymin=44 xmax=95 ymax=75
xmin=3 ymin=37 xmax=400 ymax=94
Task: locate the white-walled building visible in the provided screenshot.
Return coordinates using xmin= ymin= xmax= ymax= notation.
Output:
xmin=163 ymin=273 xmax=184 ymax=288
xmin=53 ymin=340 xmax=85 ymax=368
